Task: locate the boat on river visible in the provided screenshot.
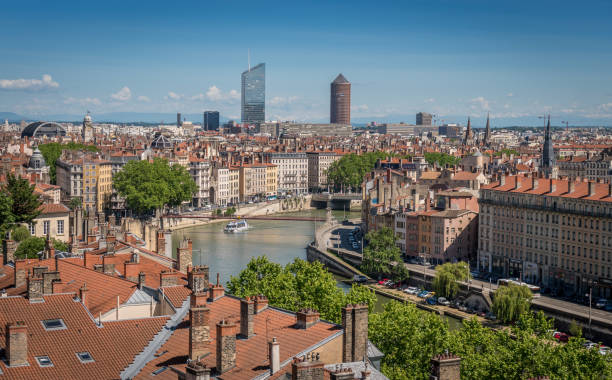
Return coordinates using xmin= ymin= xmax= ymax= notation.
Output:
xmin=223 ymin=219 xmax=249 ymax=233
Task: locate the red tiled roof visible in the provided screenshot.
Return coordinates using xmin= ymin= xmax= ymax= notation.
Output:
xmin=0 ymin=294 xmax=168 ymax=380
xmin=38 ymin=203 xmax=70 ymax=214
xmin=136 ymin=296 xmax=341 ymax=380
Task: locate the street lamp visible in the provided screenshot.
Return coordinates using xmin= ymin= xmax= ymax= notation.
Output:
xmin=584 ymin=279 xmax=598 ymax=338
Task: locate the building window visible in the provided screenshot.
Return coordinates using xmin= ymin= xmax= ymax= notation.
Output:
xmin=43 ymin=221 xmax=50 ymax=235
xmin=42 ymin=319 xmax=67 ymax=331
xmin=29 ymin=223 xmax=35 ymax=235
xmin=57 ymin=220 xmax=64 ymax=235
xmin=76 ymin=352 xmax=94 ymax=363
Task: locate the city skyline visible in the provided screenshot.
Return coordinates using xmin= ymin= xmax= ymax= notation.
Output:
xmin=1 ymin=0 xmax=612 ymax=125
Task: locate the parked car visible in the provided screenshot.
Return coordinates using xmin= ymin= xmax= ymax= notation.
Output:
xmin=378 ymin=279 xmax=390 ymax=285
xmin=600 ymin=346 xmax=611 ymax=356
xmin=417 ymin=291 xmax=430 ymax=298
xmin=437 ymin=297 xmax=450 ymax=306
xmin=595 ymin=299 xmax=608 ymax=309
xmin=385 ymin=281 xmax=395 ymax=288
xmin=605 ymin=303 xmax=612 ymax=312
xmin=426 ymin=297 xmax=438 ymax=305
xmin=353 ymin=275 xmax=368 ymax=283
xmin=583 ymin=341 xmax=598 ymax=350
xmin=553 ymin=332 xmax=569 ymax=342
xmin=403 ymin=287 xmax=419 ymax=295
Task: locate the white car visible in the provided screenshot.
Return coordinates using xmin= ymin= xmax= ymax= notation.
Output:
xmin=437 ymin=297 xmax=450 ymax=306
xmin=403 ymin=287 xmax=418 ymax=295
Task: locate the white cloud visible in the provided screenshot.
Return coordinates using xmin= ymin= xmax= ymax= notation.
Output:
xmin=507 ymin=92 xmax=514 ymax=97
xmin=270 ymin=96 xmax=299 ymax=106
xmin=137 ymin=95 xmax=151 ymax=102
xmin=0 ymin=74 xmax=59 ymax=90
xmin=166 ymin=91 xmax=182 ymax=100
xmin=351 ymin=104 xmax=369 ymax=112
xmin=63 ymin=97 xmax=101 ymax=106
xmin=599 ymin=103 xmax=612 ymax=111
xmin=190 ymin=93 xmax=205 ymax=101
xmin=110 ymin=86 xmax=131 ymax=101
xmin=424 ymin=98 xmax=435 ymax=103
xmin=206 ymin=85 xmax=239 ymax=101
xmin=470 ymin=96 xmax=490 ymax=111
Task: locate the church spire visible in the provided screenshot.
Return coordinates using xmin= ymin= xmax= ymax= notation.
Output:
xmin=541 ymin=114 xmax=557 ymax=178
xmin=484 ymin=112 xmax=491 ymax=145
xmin=464 ymin=117 xmax=473 ymax=145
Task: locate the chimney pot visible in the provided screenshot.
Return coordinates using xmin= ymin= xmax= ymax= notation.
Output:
xmin=216 ymin=320 xmax=237 ymax=373
xmin=269 ymin=338 xmax=280 ymax=375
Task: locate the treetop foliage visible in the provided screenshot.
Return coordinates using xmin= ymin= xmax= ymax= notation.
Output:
xmin=493 ymin=283 xmax=534 ymax=323
xmin=432 ymin=262 xmax=470 ymax=299
xmin=326 ymin=151 xmax=398 ymax=191
xmin=113 ymin=158 xmax=197 ymax=215
xmin=39 ymin=142 xmax=99 ymax=184
xmin=424 ymin=152 xmax=461 ymax=167
xmin=362 ymin=227 xmax=404 ymax=281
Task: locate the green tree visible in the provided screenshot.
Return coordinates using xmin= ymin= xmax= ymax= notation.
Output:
xmin=569 ymin=319 xmax=582 ymax=338
xmin=15 ymin=237 xmax=68 ymax=259
xmin=113 ymin=158 xmax=197 ymax=216
xmin=432 ymin=262 xmax=470 ymax=299
xmin=69 ymin=197 xmax=82 ymax=210
xmin=0 ymin=192 xmax=14 ymax=238
xmin=227 ymin=256 xmax=376 ymax=324
xmin=424 ymin=152 xmax=461 ymax=167
xmin=492 ymin=284 xmax=533 ymax=323
xmin=361 ymin=227 xmax=402 ymax=279
xmin=4 ymin=173 xmax=41 ymax=224
xmin=11 ymin=226 xmax=30 ymax=242
xmin=39 ymin=142 xmax=99 ymax=184
xmin=326 ymin=151 xmax=391 ymax=191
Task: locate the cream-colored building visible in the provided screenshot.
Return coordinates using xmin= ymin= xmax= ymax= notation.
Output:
xmin=307 ymin=151 xmax=342 ymax=191
xmin=239 ymin=164 xmax=267 ymax=202
xmin=265 ymin=163 xmax=278 ymax=197
xmin=479 ymin=174 xmax=612 ymax=298
xmin=29 ymin=203 xmax=71 ymax=243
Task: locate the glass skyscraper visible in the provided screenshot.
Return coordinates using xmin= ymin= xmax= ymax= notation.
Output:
xmin=241 ymin=63 xmax=265 ymax=124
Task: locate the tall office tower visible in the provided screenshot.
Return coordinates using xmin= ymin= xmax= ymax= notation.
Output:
xmin=177 ymin=113 xmax=182 ymax=127
xmin=330 ymin=74 xmax=351 ymax=125
xmin=416 ymin=112 xmax=432 ymax=125
xmin=203 ymin=111 xmax=220 ymax=131
xmin=241 ymin=63 xmax=265 ymax=124
xmin=541 ymin=115 xmax=558 ymax=178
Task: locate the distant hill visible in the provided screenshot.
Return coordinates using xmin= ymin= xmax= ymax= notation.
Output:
xmin=0 ymin=112 xmax=31 ymax=122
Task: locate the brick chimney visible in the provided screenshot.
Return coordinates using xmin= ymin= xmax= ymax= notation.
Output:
xmin=291 ymin=354 xmax=324 ymax=380
xmin=177 ymin=238 xmax=193 ymax=273
xmin=124 ymin=262 xmax=139 ymax=282
xmin=330 ymin=367 xmax=354 ymax=380
xmin=79 ymin=284 xmax=89 ymax=309
xmin=569 ymin=180 xmax=576 ymax=194
xmin=254 ymin=294 xmax=268 ymax=313
xmin=4 ymin=239 xmax=17 ymax=263
xmin=189 ymin=305 xmax=211 ymax=360
xmin=14 ymin=260 xmax=27 ymax=288
xmin=102 ymin=255 xmax=116 ymax=276
xmin=430 ymin=352 xmax=461 ymax=380
xmin=342 ymin=304 xmax=369 ymax=363
xmin=27 ymin=276 xmax=43 ymax=301
xmin=240 ymin=297 xmax=255 ymax=338
xmin=216 ymin=320 xmax=236 ymax=373
xmin=185 ymin=361 xmax=211 ymax=380
xmin=156 ymin=230 xmax=166 ymax=256
xmin=208 ymin=273 xmax=224 ymax=301
xmin=160 ymin=271 xmax=178 ymax=287
xmin=499 ymin=175 xmax=505 ymax=186
xmin=588 ymin=181 xmax=595 ymax=197
xmin=532 ymin=176 xmax=539 ymax=190
xmin=188 ymin=266 xmax=209 ymax=293
xmin=268 ymin=337 xmax=280 ymax=375
xmin=6 ymin=322 xmax=28 ymax=367
xmin=296 ymin=309 xmax=320 ymax=329
xmin=138 ymin=272 xmax=146 ymax=289
xmin=42 ymin=271 xmax=60 ymax=295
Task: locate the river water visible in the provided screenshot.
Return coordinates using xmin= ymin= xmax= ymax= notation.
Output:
xmin=171 ymin=209 xmax=461 ymax=329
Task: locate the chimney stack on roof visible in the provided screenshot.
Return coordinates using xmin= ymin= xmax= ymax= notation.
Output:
xmin=216 ymin=320 xmax=237 ymax=373
xmin=254 ymin=294 xmax=268 ymax=313
xmin=588 ymin=181 xmax=596 ymax=197
xmin=331 ymin=367 xmax=354 ymax=380
xmin=189 ymin=303 xmax=211 ymax=360
xmin=430 ymin=352 xmax=462 ymax=380
xmin=569 ymin=180 xmax=576 ymax=194
xmin=208 ymin=273 xmax=224 ymax=301
xmin=296 ymin=308 xmax=320 ymax=329
xmin=185 ymin=361 xmax=211 ymax=380
xmin=138 ymin=272 xmax=146 ymax=290
xmin=342 ymin=304 xmax=369 ymax=363
xmin=5 ymin=322 xmax=28 ymax=367
xmin=239 ymin=297 xmax=255 ymax=339
xmin=268 ymin=337 xmax=280 ymax=375
xmin=291 ymin=353 xmax=324 ymax=380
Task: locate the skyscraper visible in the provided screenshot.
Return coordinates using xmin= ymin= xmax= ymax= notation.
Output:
xmin=330 ymin=74 xmax=351 ymax=125
xmin=241 ymin=63 xmax=265 ymax=124
xmin=177 ymin=113 xmax=182 ymax=127
xmin=203 ymin=111 xmax=220 ymax=131
xmin=416 ymin=112 xmax=432 ymax=125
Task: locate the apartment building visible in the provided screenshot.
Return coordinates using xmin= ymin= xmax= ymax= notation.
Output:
xmin=478 ymin=174 xmax=612 ymax=298
xmin=238 ymin=163 xmax=267 ymax=202
xmin=56 ymin=153 xmax=112 ymax=212
xmin=265 ymin=163 xmax=278 ymax=197
xmin=189 ymin=156 xmax=211 ymax=207
xmin=264 ymin=152 xmax=308 ymax=195
xmin=307 ymin=151 xmax=341 ymax=191
xmin=29 ymin=203 xmax=71 ymax=242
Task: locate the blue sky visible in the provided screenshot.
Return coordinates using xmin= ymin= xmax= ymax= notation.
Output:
xmin=2 ymin=0 xmax=612 ymax=125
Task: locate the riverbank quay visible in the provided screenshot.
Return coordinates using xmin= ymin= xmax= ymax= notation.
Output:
xmin=312 ymin=220 xmax=612 ymax=345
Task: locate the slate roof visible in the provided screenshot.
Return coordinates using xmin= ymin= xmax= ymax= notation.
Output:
xmin=332 ymin=74 xmax=349 ymax=84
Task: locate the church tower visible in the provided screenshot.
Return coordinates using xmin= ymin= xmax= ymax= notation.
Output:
xmin=483 ymin=112 xmax=491 ymax=146
xmin=463 ymin=117 xmax=474 ymax=146
xmin=82 ymin=112 xmax=93 ymax=143
xmin=541 ymin=115 xmax=558 ymax=178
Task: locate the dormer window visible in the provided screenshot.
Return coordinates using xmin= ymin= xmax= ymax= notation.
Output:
xmin=76 ymin=351 xmax=94 ymax=363
xmin=42 ymin=318 xmax=66 ymax=331
xmin=35 ymin=356 xmax=53 ymax=367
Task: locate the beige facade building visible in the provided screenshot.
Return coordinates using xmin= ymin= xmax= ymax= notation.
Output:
xmin=239 ymin=164 xmax=267 ymax=202
xmin=307 ymin=151 xmax=341 ymax=191
xmin=479 ymin=174 xmax=612 ymax=298
xmin=56 ymin=153 xmax=112 ymax=212
xmin=29 ymin=203 xmax=71 ymax=243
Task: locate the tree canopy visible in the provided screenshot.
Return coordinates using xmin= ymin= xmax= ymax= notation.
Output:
xmin=369 ymin=301 xmax=612 ymax=380
xmin=492 ymin=283 xmax=533 ymax=323
xmin=326 ymin=151 xmax=392 ymax=191
xmin=432 ymin=262 xmax=470 ymax=299
xmin=15 ymin=237 xmax=69 ymax=259
xmin=4 ymin=173 xmax=41 ymax=224
xmin=227 ymin=256 xmax=376 ymax=324
xmin=0 ymin=192 xmax=14 ymax=239
xmin=424 ymin=152 xmax=461 ymax=167
xmin=38 ymin=142 xmax=99 ymax=184
xmin=113 ymin=158 xmax=197 ymax=216
xmin=361 ymin=227 xmax=404 ymax=281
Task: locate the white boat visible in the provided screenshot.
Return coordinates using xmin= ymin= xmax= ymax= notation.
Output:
xmin=223 ymin=219 xmax=249 ymax=233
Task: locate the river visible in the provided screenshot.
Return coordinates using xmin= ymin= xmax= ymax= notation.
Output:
xmin=171 ymin=208 xmax=462 ymax=329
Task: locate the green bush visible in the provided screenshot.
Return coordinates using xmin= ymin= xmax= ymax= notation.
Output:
xmin=11 ymin=226 xmax=31 ymax=242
